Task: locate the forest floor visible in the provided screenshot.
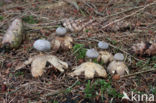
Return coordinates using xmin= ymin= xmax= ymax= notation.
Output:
xmin=0 ymin=0 xmax=156 ymax=103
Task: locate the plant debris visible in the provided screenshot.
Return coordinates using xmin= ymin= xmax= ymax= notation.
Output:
xmin=39 ymin=1 xmax=66 ymax=9
xmin=0 ymin=0 xmax=156 ymax=102
xmin=104 ymin=20 xmax=135 ymax=32
xmin=62 ymin=18 xmax=97 ymax=32
xmin=132 ymin=41 xmax=156 ymax=56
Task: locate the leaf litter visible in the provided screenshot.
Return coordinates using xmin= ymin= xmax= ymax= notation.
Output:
xmin=0 ymin=0 xmax=156 ymax=102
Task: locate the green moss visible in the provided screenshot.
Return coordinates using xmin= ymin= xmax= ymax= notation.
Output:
xmin=106 ymin=38 xmax=117 ymax=45
xmin=73 ymin=43 xmax=86 ymax=60
xmin=152 ymin=56 xmax=156 ymax=61
xmin=151 ymin=87 xmax=156 ymax=95
xmin=15 ymin=71 xmax=24 ymax=77
xmin=22 ymin=16 xmax=38 ymax=24
xmin=136 ymin=60 xmax=144 ymax=68
xmin=84 ymin=79 xmax=122 ymax=101
xmin=0 ymin=16 xmax=3 ymax=21
xmin=53 ymin=101 xmax=59 ymax=103
xmin=92 ymin=58 xmax=98 ymax=63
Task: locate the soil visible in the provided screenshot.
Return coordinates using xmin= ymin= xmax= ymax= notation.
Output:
xmin=0 ymin=0 xmax=156 ymax=103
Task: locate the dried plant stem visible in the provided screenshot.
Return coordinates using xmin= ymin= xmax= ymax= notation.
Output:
xmin=42 ymin=89 xmax=65 ymax=97
xmin=101 ymin=1 xmax=156 ymax=29
xmin=121 ymin=68 xmax=156 ymax=78
xmin=98 ymin=6 xmax=144 ymax=20
xmin=43 ymin=80 xmax=79 ymax=97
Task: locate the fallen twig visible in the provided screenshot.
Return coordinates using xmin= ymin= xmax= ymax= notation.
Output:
xmin=101 ymin=1 xmax=156 ymax=29
xmin=64 ymin=0 xmax=80 ymax=11
xmin=43 ymin=79 xmax=79 ymax=97
xmin=98 ymin=5 xmax=144 ymax=20
xmin=121 ymin=68 xmax=156 ymax=78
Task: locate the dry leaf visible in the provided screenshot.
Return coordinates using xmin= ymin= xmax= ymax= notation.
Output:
xmin=132 ymin=41 xmax=156 ymax=56
xmin=145 ymin=43 xmax=156 ymax=55
xmin=16 ymin=55 xmax=68 ymax=77
xmin=69 ymin=62 xmax=107 ymax=79
xmin=62 ymin=18 xmax=97 ymax=32
xmin=1 ymin=83 xmax=7 ymax=92
xmin=107 ymin=61 xmax=129 ymax=76
xmin=112 ymin=74 xmax=120 ymax=80
xmin=104 ymin=20 xmax=134 ymax=32
xmin=39 ymin=1 xmax=66 ymax=9
xmin=97 ymin=51 xmax=113 ymax=64
xmin=2 ymin=18 xmax=23 ymax=49
xmin=64 ymin=0 xmax=80 ymax=11
xmin=51 ymin=36 xmax=73 ymax=52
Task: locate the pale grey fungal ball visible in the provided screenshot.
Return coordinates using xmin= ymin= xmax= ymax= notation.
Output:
xmin=86 ymin=48 xmax=99 ymax=58
xmin=114 ymin=53 xmax=124 ymax=61
xmin=56 ymin=27 xmax=67 ymax=36
xmin=33 ymin=39 xmax=51 ymax=51
xmin=98 ymin=41 xmax=109 ymax=49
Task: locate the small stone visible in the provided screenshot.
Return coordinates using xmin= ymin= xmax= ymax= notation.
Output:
xmin=33 ymin=39 xmax=51 ymax=51
xmin=114 ymin=53 xmax=124 ymax=61
xmin=56 ymin=27 xmax=67 ymax=36
xmin=86 ymin=48 xmax=99 ymax=58
xmin=98 ymin=41 xmax=109 ymax=49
